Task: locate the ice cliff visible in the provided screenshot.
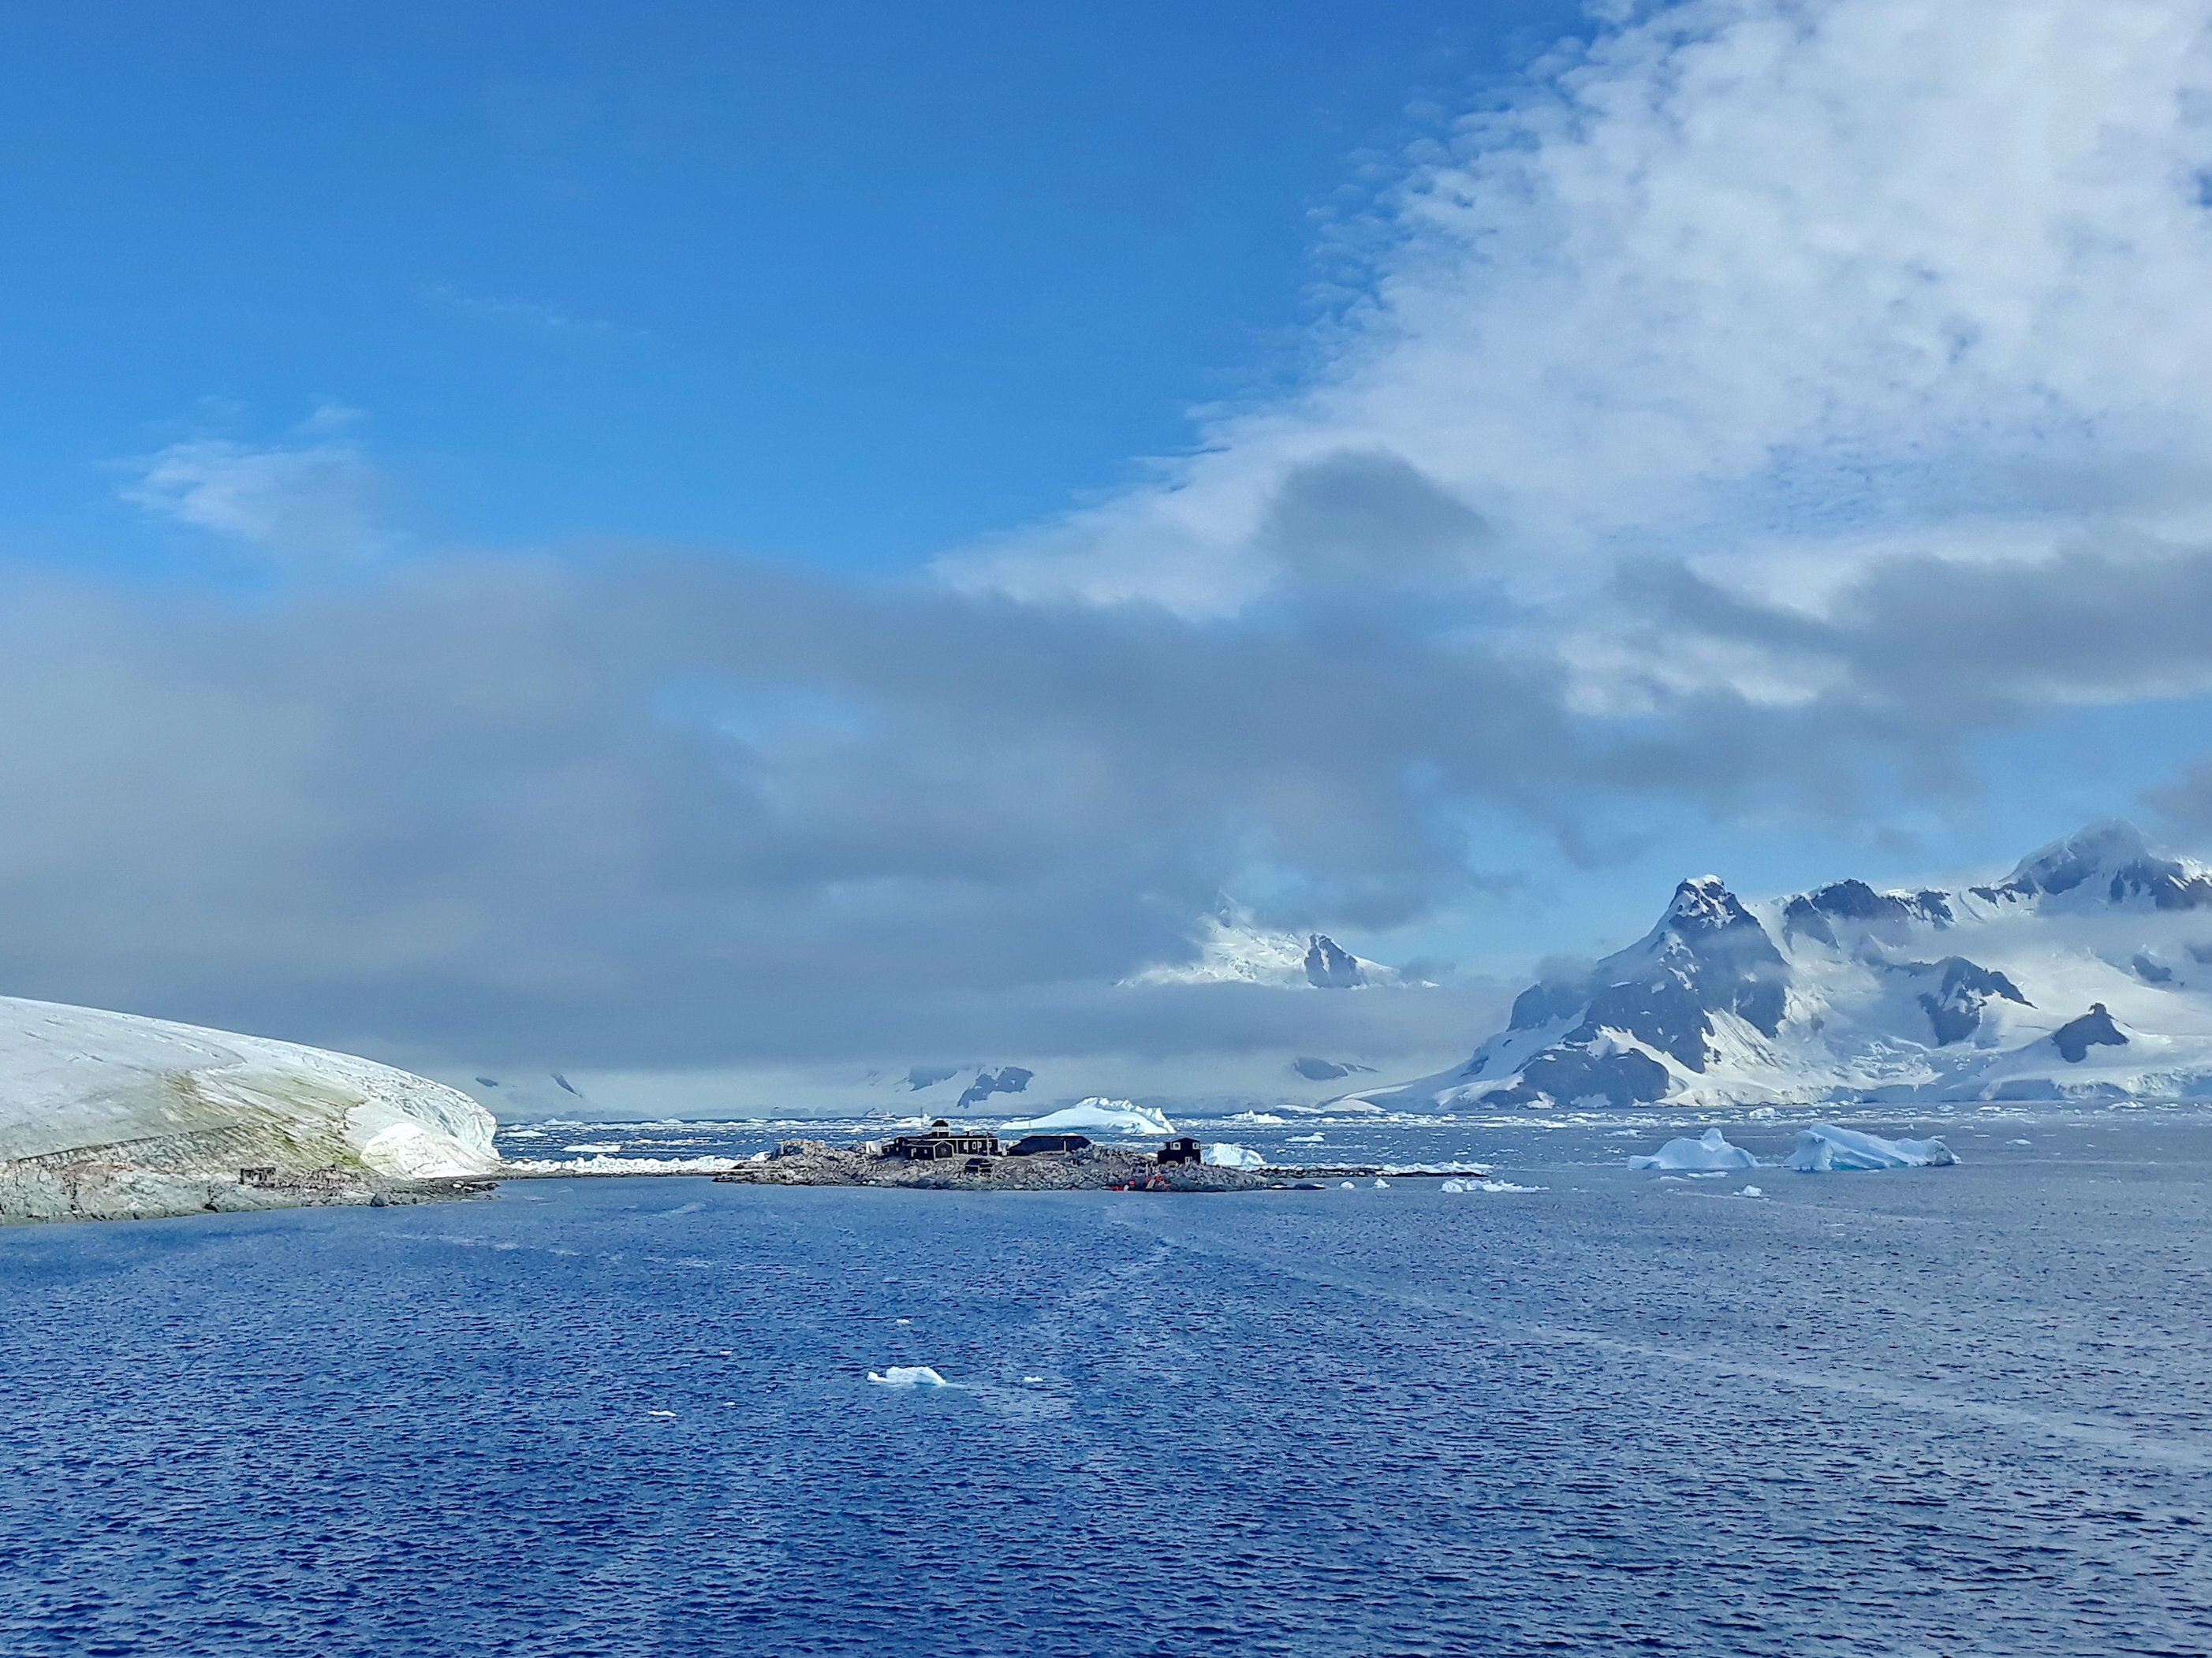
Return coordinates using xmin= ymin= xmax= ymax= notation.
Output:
xmin=1350 ymin=820 xmax=2212 ymax=1110
xmin=0 ymin=994 xmax=498 ymax=1223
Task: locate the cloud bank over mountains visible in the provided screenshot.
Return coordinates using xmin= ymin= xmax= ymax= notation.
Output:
xmin=16 ymin=0 xmax=2212 ymax=1089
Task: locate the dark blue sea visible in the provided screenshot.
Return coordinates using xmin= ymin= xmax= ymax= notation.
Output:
xmin=2 ymin=1113 xmax=2209 ymax=1656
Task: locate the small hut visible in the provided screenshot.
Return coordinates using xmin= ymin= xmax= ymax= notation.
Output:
xmin=1156 ymin=1137 xmax=1203 ymax=1166
xmin=886 ymin=1120 xmax=1002 ymax=1161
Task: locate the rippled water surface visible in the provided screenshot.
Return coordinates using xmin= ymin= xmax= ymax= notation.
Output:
xmin=2 ymin=1118 xmax=2209 ymax=1656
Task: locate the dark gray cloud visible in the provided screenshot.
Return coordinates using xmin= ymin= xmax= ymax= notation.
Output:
xmin=5 ymin=525 xmax=2207 ymax=1073
xmin=1256 ymin=450 xmax=1492 ymax=591
xmin=1625 ymin=537 xmax=2212 ymax=717
xmin=0 ymin=552 xmax=1573 ymax=1067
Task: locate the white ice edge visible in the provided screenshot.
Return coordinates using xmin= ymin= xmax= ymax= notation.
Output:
xmin=1627 ymin=1123 xmax=1956 ymax=1173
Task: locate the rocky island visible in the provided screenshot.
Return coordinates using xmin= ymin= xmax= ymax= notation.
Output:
xmin=699 ymin=1120 xmax=1488 ymax=1192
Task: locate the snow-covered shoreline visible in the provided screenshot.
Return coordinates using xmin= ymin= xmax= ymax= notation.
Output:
xmin=0 ymin=994 xmax=499 ymax=1226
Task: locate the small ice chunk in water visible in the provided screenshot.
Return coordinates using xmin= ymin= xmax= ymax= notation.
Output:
xmin=1783 ymin=1123 xmax=1956 ymax=1172
xmin=1372 ymin=1178 xmax=1389 ymax=1189
xmin=1204 ymin=1142 xmax=1265 ymax=1169
xmin=2008 ymin=1138 xmax=2032 ymax=1146
xmin=1438 ymin=1179 xmax=1468 ymax=1192
xmin=867 ymin=1366 xmax=951 ymax=1388
xmin=1340 ymin=1181 xmax=1356 ymax=1190
xmin=1628 ymin=1127 xmax=1758 ymax=1171
xmin=1740 ymin=1186 xmax=1764 ymax=1198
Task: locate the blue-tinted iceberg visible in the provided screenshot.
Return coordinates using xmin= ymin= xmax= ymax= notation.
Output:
xmin=1628 ymin=1127 xmax=1759 ymax=1171
xmin=1784 ymin=1123 xmax=1956 ymax=1172
xmin=867 ymin=1366 xmax=951 ymax=1388
xmin=1203 ymin=1142 xmax=1264 ymax=1168
xmin=999 ymin=1097 xmax=1174 ymax=1135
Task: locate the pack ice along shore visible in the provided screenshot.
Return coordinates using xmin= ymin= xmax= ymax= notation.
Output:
xmin=0 ymin=996 xmax=498 ymax=1224
xmin=1349 ymin=820 xmax=2212 ymax=1113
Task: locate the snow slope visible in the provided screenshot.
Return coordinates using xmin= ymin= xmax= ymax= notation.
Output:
xmin=0 ymin=994 xmax=498 ymax=1222
xmin=1352 ymin=821 xmax=2212 ymax=1110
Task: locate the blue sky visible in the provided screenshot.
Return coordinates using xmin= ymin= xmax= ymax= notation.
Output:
xmin=0 ymin=0 xmax=1576 ymax=573
xmin=6 ymin=0 xmax=2212 ymax=1096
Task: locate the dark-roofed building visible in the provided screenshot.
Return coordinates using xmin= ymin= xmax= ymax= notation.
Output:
xmin=886 ymin=1120 xmax=1002 ymax=1161
xmin=1009 ymin=1134 xmax=1091 ymax=1156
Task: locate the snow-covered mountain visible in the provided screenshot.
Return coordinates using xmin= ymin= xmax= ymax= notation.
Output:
xmin=0 ymin=995 xmax=498 ymax=1221
xmin=1125 ymin=902 xmax=1409 ymax=989
xmin=1348 ymin=821 xmax=2212 ymax=1110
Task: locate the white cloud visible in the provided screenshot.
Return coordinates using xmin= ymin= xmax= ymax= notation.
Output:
xmin=121 ymin=436 xmax=388 ymax=567
xmin=945 ymin=0 xmax=2212 ymax=648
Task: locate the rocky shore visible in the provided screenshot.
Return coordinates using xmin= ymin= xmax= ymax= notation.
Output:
xmin=0 ymin=1153 xmax=494 ymax=1225
xmin=710 ymin=1138 xmax=1276 ymax=1192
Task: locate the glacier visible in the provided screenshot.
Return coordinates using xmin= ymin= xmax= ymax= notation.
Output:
xmin=1348 ymin=820 xmax=2212 ymax=1111
xmin=0 ymin=993 xmax=498 ymax=1223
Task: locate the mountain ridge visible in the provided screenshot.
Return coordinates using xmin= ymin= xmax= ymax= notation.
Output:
xmin=1347 ymin=821 xmax=2212 ymax=1110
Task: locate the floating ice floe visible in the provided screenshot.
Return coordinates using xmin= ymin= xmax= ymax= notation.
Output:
xmin=867 ymin=1366 xmax=952 ymax=1388
xmin=1438 ymin=1179 xmax=1468 ymax=1192
xmin=1740 ymin=1186 xmax=1764 ymax=1198
xmin=999 ymin=1097 xmax=1175 ymax=1136
xmin=1229 ymin=1111 xmax=1286 ymax=1124
xmin=1372 ymin=1177 xmax=1390 ymax=1189
xmin=1203 ymin=1142 xmax=1265 ymax=1169
xmin=1628 ymin=1127 xmax=1759 ymax=1171
xmin=1340 ymin=1181 xmax=1356 ymax=1190
xmin=1782 ymin=1124 xmax=1956 ymax=1172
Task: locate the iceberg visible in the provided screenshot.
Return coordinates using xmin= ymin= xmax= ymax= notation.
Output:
xmin=867 ymin=1366 xmax=951 ymax=1388
xmin=1628 ymin=1127 xmax=1759 ymax=1171
xmin=1783 ymin=1123 xmax=1957 ymax=1172
xmin=1203 ymin=1142 xmax=1265 ymax=1169
xmin=998 ymin=1097 xmax=1174 ymax=1135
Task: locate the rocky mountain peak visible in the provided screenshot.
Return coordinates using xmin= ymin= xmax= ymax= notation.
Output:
xmin=1987 ymin=819 xmax=2212 ymax=911
xmin=1303 ymin=934 xmax=1367 ymax=989
xmin=1665 ymin=874 xmax=1744 ymax=932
